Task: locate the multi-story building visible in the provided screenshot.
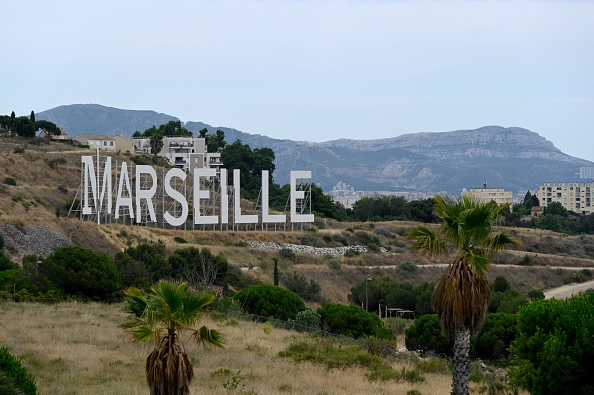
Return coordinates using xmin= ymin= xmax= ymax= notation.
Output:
xmin=580 ymin=167 xmax=594 ymax=179
xmin=463 ymin=187 xmax=513 ymax=211
xmin=537 ymin=182 xmax=593 ymax=215
xmin=133 ymin=136 xmax=222 ymax=174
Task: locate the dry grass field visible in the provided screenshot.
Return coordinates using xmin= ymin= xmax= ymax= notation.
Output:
xmin=0 ymin=301 xmax=468 ymax=395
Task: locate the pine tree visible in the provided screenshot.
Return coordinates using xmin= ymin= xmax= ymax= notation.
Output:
xmin=273 ymin=258 xmax=279 ymax=286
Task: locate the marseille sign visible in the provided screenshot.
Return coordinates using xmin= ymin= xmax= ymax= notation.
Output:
xmin=76 ymin=155 xmax=314 ymax=229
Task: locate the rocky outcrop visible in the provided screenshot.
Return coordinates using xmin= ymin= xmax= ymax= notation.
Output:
xmin=0 ymin=224 xmax=74 ymax=261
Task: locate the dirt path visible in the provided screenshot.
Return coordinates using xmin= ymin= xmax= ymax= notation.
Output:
xmin=544 ymin=280 xmax=594 ymax=300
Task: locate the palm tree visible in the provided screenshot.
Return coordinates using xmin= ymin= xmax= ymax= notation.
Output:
xmin=123 ymin=280 xmax=223 ymax=395
xmin=149 ymin=134 xmax=164 ymax=156
xmin=406 ymin=195 xmax=518 ymax=395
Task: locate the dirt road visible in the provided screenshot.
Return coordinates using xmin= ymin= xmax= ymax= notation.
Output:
xmin=544 ymin=280 xmax=594 ymax=300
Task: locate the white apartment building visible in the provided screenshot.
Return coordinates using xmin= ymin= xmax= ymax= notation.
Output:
xmin=537 ymin=182 xmax=593 ymax=215
xmin=463 ymin=188 xmax=513 ymax=211
xmin=580 ymin=167 xmax=594 ymax=179
xmin=133 ymin=136 xmax=222 ymax=173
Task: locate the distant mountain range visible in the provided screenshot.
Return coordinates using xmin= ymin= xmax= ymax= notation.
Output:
xmin=37 ymin=104 xmax=594 ymax=194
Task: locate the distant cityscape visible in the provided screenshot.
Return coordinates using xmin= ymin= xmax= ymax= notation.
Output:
xmin=326 ymin=179 xmax=594 ymax=216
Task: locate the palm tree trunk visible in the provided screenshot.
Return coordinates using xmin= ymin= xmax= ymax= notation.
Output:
xmin=451 ymin=327 xmax=471 ymax=395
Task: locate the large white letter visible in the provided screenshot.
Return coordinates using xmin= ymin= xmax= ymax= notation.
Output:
xmin=220 ymin=169 xmax=228 ymax=225
xmin=261 ymin=170 xmax=285 ymax=223
xmin=81 ymin=155 xmax=112 ymax=215
xmin=115 ymin=161 xmax=134 ymax=219
xmin=290 ymin=171 xmax=314 ymax=223
xmin=234 ymin=169 xmax=258 ymax=224
xmin=193 ymin=168 xmax=218 ymax=225
xmin=135 ymin=165 xmax=157 ymax=223
xmin=164 ymin=168 xmax=188 ymax=227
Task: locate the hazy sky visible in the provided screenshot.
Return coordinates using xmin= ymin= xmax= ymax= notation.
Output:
xmin=3 ymin=0 xmax=594 ymax=162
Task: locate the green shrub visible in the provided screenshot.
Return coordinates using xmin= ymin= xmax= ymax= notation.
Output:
xmin=373 ymin=227 xmax=393 ymax=238
xmin=13 ymin=146 xmax=25 ymax=154
xmin=332 ymin=233 xmax=349 ymax=246
xmin=282 ymin=272 xmax=321 ymax=302
xmin=43 ymin=246 xmax=120 ymax=301
xmin=3 ymin=177 xmax=16 ymax=186
xmin=398 ymin=260 xmax=417 ymax=273
xmin=298 ymin=233 xmax=318 ymax=246
xmin=293 ymin=309 xmax=321 ymax=332
xmin=317 ymin=302 xmax=390 ymax=339
xmin=279 ymin=248 xmax=296 ymax=261
xmin=0 ymin=347 xmax=37 ymax=395
xmin=233 ymin=284 xmax=306 ymax=320
xmin=355 ymin=231 xmax=380 ymax=246
xmin=510 ymin=293 xmax=594 ymax=395
xmin=279 ymin=338 xmax=419 ymax=382
xmin=325 ymin=258 xmax=341 ymax=271
xmin=527 ymin=289 xmax=545 ymax=300
xmin=173 ymin=236 xmax=187 ymax=244
xmin=405 ymin=314 xmax=453 ymax=356
xmin=474 ymin=313 xmax=517 ymax=360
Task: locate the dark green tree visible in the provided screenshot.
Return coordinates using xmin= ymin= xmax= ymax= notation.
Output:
xmin=35 ymin=120 xmax=61 ymax=137
xmin=282 ymin=271 xmax=321 ymax=302
xmin=405 ymin=314 xmax=454 ymax=356
xmin=42 ymin=246 xmax=120 ymax=301
xmin=317 ymin=302 xmax=390 ymax=339
xmin=510 ymin=293 xmax=594 ymax=395
xmin=234 ymin=284 xmax=306 ymax=320
xmin=12 ymin=116 xmax=35 ymax=138
xmin=168 ymin=247 xmax=228 ymax=291
xmin=29 ymin=110 xmax=35 ymax=123
xmin=273 ymin=258 xmax=279 ymax=286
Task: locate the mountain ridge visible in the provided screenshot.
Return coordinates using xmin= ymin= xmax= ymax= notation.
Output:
xmin=37 ymin=104 xmax=594 ymax=194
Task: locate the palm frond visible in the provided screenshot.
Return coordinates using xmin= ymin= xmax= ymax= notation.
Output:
xmin=406 ymin=225 xmax=448 ymax=257
xmin=131 ymin=325 xmax=160 ymax=343
xmin=191 ymin=326 xmax=224 ymax=348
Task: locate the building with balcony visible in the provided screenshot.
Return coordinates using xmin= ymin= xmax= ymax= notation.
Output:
xmin=132 ymin=136 xmax=222 ymax=173
xmin=536 ymin=182 xmax=593 ymax=215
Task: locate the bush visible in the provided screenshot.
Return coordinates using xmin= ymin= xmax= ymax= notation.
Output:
xmin=355 ymin=231 xmax=380 ymax=246
xmin=317 ymin=302 xmax=390 ymax=339
xmin=398 ymin=260 xmax=417 ymax=273
xmin=233 ymin=284 xmax=306 ymax=320
xmin=279 ymin=248 xmax=296 ymax=261
xmin=282 ymin=272 xmax=321 ymax=302
xmin=0 ymin=347 xmax=37 ymax=395
xmin=527 ymin=289 xmax=545 ymax=300
xmin=43 ymin=246 xmax=120 ymax=301
xmin=510 ymin=293 xmax=594 ymax=395
xmin=332 ymin=233 xmax=349 ymax=246
xmin=405 ymin=314 xmax=453 ymax=356
xmin=325 ymin=258 xmax=341 ymax=271
xmin=3 ymin=177 xmax=16 ymax=186
xmin=474 ymin=313 xmax=517 ymax=360
xmin=489 ymin=289 xmax=528 ymax=314
xmin=293 ymin=309 xmax=321 ymax=332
